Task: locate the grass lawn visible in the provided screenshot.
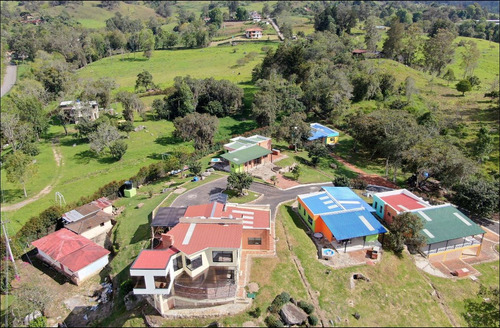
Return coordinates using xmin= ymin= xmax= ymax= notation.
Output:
xmin=223 ymin=189 xmax=261 ymax=204
xmin=0 ymin=117 xmax=255 ymax=235
xmin=76 ymin=42 xmax=279 ymax=94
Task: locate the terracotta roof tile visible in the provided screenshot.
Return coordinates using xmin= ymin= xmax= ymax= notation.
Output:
xmin=131 ymin=247 xmax=179 ymax=270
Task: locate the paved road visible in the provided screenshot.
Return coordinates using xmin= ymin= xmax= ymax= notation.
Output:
xmin=171 ymin=176 xmax=332 ymax=219
xmin=1 ymin=63 xmax=17 ymax=97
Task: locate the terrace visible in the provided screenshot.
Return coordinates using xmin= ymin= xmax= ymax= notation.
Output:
xmin=423 ymin=235 xmax=483 ymax=255
xmin=173 ymin=267 xmax=237 ymax=300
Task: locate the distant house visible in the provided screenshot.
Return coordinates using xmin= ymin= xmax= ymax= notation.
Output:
xmin=130 ymin=202 xmax=272 ymax=315
xmin=59 ymin=100 xmax=99 ymax=124
xmin=308 ymin=123 xmax=339 ymax=145
xmin=62 ymin=197 xmax=114 ymax=247
xmin=221 ymin=135 xmax=275 ymax=173
xmin=352 ymin=49 xmax=381 ymax=58
xmin=32 ymin=228 xmax=110 ymax=285
xmin=245 ymin=28 xmax=263 ymax=39
xmin=250 ymin=11 xmax=262 ymax=22
xmin=297 ymin=187 xmax=387 ymax=253
xmin=372 ymin=189 xmax=486 ymax=260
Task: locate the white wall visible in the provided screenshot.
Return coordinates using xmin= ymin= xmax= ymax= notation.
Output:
xmin=75 ymin=255 xmax=109 ymax=282
xmin=131 ymin=255 xmax=176 ymax=295
xmin=80 ymin=221 xmax=113 ymax=240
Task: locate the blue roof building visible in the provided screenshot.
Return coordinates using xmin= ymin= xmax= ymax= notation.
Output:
xmin=308 ymin=123 xmax=339 ymax=145
xmin=297 ymin=187 xmax=387 ymax=253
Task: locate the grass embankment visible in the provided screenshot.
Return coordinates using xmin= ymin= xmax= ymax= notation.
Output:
xmin=223 ymin=189 xmax=261 ymax=204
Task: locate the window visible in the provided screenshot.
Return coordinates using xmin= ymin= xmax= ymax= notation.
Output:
xmin=298 ymin=203 xmax=302 ymax=210
xmin=212 ymin=251 xmax=233 ymax=262
xmin=387 ymin=212 xmax=391 ymax=217
xmin=186 ymin=255 xmax=203 ymax=271
xmin=173 ymin=256 xmax=183 ymax=271
xmin=373 ymin=202 xmax=377 ymax=210
xmin=308 ymin=216 xmax=313 ymax=226
xmin=100 ymin=222 xmax=105 ymax=227
xmin=379 ymin=205 xmax=383 ymax=212
xmin=248 ymin=237 xmax=262 ymax=245
xmin=154 ymin=275 xmax=170 ymax=289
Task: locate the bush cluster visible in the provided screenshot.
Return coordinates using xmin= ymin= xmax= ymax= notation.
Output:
xmin=265 ymin=315 xmax=284 ymax=328
xmin=297 ymin=300 xmax=314 ymax=314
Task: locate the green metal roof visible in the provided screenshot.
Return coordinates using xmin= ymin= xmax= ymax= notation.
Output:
xmin=220 ymin=145 xmax=271 ymax=165
xmin=227 ymin=141 xmax=253 ymax=150
xmin=414 ymin=206 xmax=485 ymax=244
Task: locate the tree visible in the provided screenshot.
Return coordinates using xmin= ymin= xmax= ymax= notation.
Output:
xmin=235 ymin=7 xmax=248 ymax=21
xmin=115 ymin=91 xmax=145 ymax=122
xmin=188 ymin=160 xmax=202 ymax=177
xmin=109 ymin=140 xmax=128 ymax=160
xmin=208 ymin=8 xmax=223 ymax=28
xmin=88 ymin=123 xmax=121 ymax=155
xmin=135 ymin=70 xmax=155 ymax=91
xmin=0 ymin=113 xmax=34 ymax=152
xmin=467 ymin=75 xmax=481 ymax=89
xmin=423 ymin=28 xmax=456 ymax=76
xmin=364 ymin=16 xmax=380 ymax=52
xmin=307 ymin=142 xmax=329 ymax=167
xmin=463 ymin=285 xmax=499 ymax=328
xmin=4 ymin=152 xmax=38 ymax=198
xmin=453 ymin=178 xmax=499 ymax=218
xmin=276 ymin=112 xmax=311 ymax=150
xmin=404 ymin=76 xmax=417 ymax=101
xmin=227 ymin=171 xmax=253 ymax=196
xmin=280 ymin=22 xmax=293 ymax=39
xmin=383 ymin=18 xmax=405 ymax=60
xmin=401 ymin=24 xmax=423 ymax=67
xmin=173 ymin=112 xmax=218 ymax=150
xmin=443 ymin=68 xmax=456 ymax=86
xmin=167 ymin=80 xmax=195 ymax=117
xmin=460 ymin=40 xmax=480 ymax=78
xmin=291 ymin=164 xmax=301 ymax=181
xmin=139 ymin=28 xmax=155 ymax=58
xmin=472 ymin=127 xmax=493 ymax=164
xmin=387 ymin=212 xmax=426 ymax=254
xmin=456 ymin=79 xmax=472 ymax=96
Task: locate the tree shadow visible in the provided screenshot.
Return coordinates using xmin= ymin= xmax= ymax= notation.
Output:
xmin=293 ymin=155 xmax=310 ymax=166
xmin=155 ymin=135 xmax=182 ymax=146
xmin=442 ymin=93 xmax=462 ymax=97
xmin=74 ymin=150 xmax=98 ymax=164
xmin=60 ymin=137 xmax=88 ymax=147
xmin=21 ymin=249 xmax=72 ymax=286
xmin=228 ymin=121 xmax=258 ymax=135
xmin=119 ymin=57 xmax=148 ymax=62
xmin=0 ymin=189 xmax=25 ymax=203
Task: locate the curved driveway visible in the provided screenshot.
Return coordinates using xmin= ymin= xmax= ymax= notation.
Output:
xmin=171 ymin=176 xmax=332 ymax=219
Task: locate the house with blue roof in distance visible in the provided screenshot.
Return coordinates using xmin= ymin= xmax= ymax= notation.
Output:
xmin=308 ymin=123 xmax=340 ymax=145
xmin=297 ymin=187 xmax=387 ymax=253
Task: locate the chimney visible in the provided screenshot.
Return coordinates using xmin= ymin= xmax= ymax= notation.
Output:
xmin=161 ymin=233 xmax=174 ymax=249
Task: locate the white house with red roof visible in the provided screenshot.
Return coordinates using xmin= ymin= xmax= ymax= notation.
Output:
xmin=130 ymin=202 xmax=272 ymax=315
xmin=31 ymin=228 xmax=110 ymax=285
xmin=245 ymin=28 xmax=263 ymax=39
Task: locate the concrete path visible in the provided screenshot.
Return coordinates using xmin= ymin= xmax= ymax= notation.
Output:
xmin=171 ymin=176 xmax=332 ymax=219
xmin=1 ymin=63 xmax=17 ymax=97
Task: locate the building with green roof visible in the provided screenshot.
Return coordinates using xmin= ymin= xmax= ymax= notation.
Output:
xmin=415 ymin=205 xmax=485 ymax=259
xmin=221 ymin=135 xmax=273 ymax=173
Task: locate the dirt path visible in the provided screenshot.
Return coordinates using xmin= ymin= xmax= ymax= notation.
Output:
xmin=279 ymin=214 xmax=329 ymax=327
xmin=1 ymin=144 xmax=63 ymax=212
xmin=1 ymin=61 xmax=17 ymax=97
xmin=330 ymin=153 xmax=399 ymax=189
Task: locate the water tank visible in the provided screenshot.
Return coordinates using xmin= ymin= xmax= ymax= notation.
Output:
xmin=124 ymin=181 xmax=133 ymax=190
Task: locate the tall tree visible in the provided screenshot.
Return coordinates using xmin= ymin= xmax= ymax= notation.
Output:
xmin=364 ymin=15 xmax=380 ymax=52
xmin=173 ymin=112 xmax=218 ymax=150
xmin=453 ymin=178 xmax=499 ymax=218
xmin=401 ymin=23 xmax=423 ymax=67
xmin=135 ymin=70 xmax=155 ymax=91
xmin=383 ymin=18 xmax=405 ymax=60
xmin=276 ymin=112 xmax=311 ymax=149
xmin=88 ymin=123 xmax=121 ymax=155
xmin=472 ymin=127 xmax=493 ymax=164
xmin=460 ymin=40 xmax=480 ymax=78
xmin=5 ymin=152 xmax=38 ymax=198
xmin=423 ymin=28 xmax=456 ymax=76
xmin=387 ymin=212 xmax=426 ymax=254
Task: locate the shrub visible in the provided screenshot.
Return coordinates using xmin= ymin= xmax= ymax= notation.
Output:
xmin=109 ymin=140 xmax=128 ymax=160
xmin=308 ymin=315 xmax=319 ymax=326
xmin=21 ymin=143 xmax=40 ymax=156
xmin=120 ymin=279 xmax=134 ymax=296
xmin=333 ymin=175 xmax=351 ymax=187
xmin=298 ymin=300 xmax=314 ymax=314
xmin=272 ymin=291 xmax=290 ymax=308
xmin=250 ymin=307 xmax=261 ymax=318
xmin=265 ymin=315 xmax=284 ymax=328
xmin=28 ymin=316 xmax=47 ymax=327
xmin=350 ymin=178 xmax=367 ymax=190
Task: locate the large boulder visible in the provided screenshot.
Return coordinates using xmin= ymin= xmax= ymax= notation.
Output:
xmin=280 ymin=303 xmax=308 ymax=326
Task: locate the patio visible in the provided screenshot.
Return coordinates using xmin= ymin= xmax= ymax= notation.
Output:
xmin=173 ymin=267 xmax=237 ymax=300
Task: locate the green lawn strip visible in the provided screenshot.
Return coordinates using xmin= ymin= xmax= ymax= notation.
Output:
xmin=223 ymin=189 xmax=261 ymax=204
xmin=428 ymin=260 xmax=500 ymax=327
xmin=279 ymin=203 xmax=452 ymax=326
xmin=76 ymin=43 xmax=279 ymax=94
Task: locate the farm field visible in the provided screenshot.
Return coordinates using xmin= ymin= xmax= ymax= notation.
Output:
xmin=76 ymin=42 xmax=279 ymax=93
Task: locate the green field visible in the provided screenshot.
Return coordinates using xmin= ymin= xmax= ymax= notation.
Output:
xmin=0 ymin=117 xmax=256 ymax=235
xmin=76 ymin=42 xmax=279 ymax=93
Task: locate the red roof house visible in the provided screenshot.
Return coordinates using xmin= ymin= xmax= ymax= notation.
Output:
xmin=32 ymin=228 xmax=110 ymax=285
